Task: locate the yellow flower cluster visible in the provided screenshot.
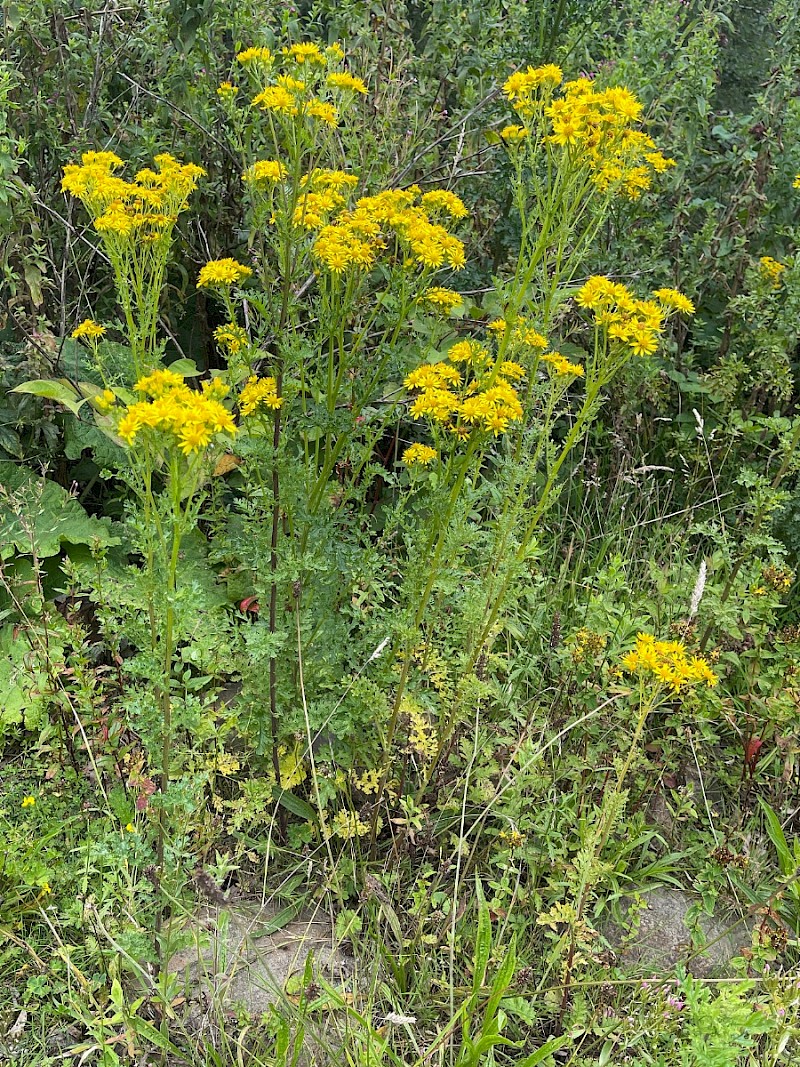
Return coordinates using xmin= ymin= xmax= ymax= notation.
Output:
xmin=116 ymin=370 xmax=236 ymax=455
xmin=405 ymin=341 xmax=524 ymax=437
xmin=794 ymin=173 xmax=800 ymax=189
xmin=312 ymin=185 xmax=467 ymax=274
xmin=283 ymin=42 xmax=326 ymax=64
xmin=652 ymin=287 xmax=696 ymax=315
xmin=503 ymin=64 xmax=563 ymax=99
xmin=239 ymin=44 xmax=351 ymax=127
xmin=238 ymin=375 xmax=282 ymax=415
xmin=293 ymin=188 xmax=346 ymax=229
xmin=488 ymin=316 xmax=548 ymax=351
xmin=197 ymin=258 xmax=252 ymax=289
xmin=237 ymin=46 xmax=274 ymax=66
xmin=420 ymin=286 xmax=463 ymax=313
xmin=402 ymin=443 xmax=437 ymax=466
xmin=213 ymin=322 xmax=249 ymax=354
xmin=570 ymin=627 xmax=607 ymax=664
xmin=72 ymin=318 xmax=106 ymax=340
xmin=541 ymin=351 xmax=585 ymax=377
xmin=759 ymin=256 xmax=786 ymax=287
xmin=501 ymin=67 xmax=674 ymax=200
xmin=217 ymin=82 xmax=239 ymax=98
xmin=500 ymin=124 xmax=529 ymax=144
xmin=327 ymin=71 xmax=368 ymax=94
xmin=761 ymin=564 xmax=794 ymax=592
xmin=621 ymin=633 xmax=718 ymax=692
xmin=577 ymin=276 xmax=688 ymax=358
xmin=62 ymin=152 xmax=204 ymax=242
xmin=242 ymin=159 xmax=287 ymax=185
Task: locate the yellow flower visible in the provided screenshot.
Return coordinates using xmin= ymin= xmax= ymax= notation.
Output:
xmin=95 ymin=388 xmax=117 ymax=412
xmin=237 ymin=46 xmax=273 ymax=65
xmin=196 ymin=258 xmax=252 ymax=288
xmin=420 ymin=189 xmax=469 ymax=219
xmin=541 ymin=351 xmax=585 ymax=377
xmin=420 ymin=287 xmax=463 ymax=313
xmin=794 ymin=173 xmax=800 ymax=189
xmin=217 ymin=82 xmax=239 ymax=98
xmin=305 ymin=99 xmax=338 ymax=126
xmin=502 ymin=64 xmax=562 ymax=101
xmin=325 ymin=43 xmax=345 ymax=61
xmin=284 ymin=42 xmax=325 ymax=64
xmin=21 ymin=795 xmax=36 ymax=807
xmin=125 ymin=822 xmax=136 ymax=833
xmin=327 ymin=72 xmax=368 ymax=94
xmin=500 ymin=124 xmax=529 ymax=144
xmin=134 ymin=368 xmax=186 ymax=396
xmin=242 ymin=159 xmax=287 ymax=185
xmin=213 ymin=322 xmax=249 ymax=353
xmin=447 ymin=340 xmax=489 ymax=366
xmin=653 ymin=287 xmax=695 ymax=315
xmin=71 ymin=318 xmax=106 ymax=340
xmin=402 ymin=443 xmax=437 ymax=466
xmin=252 ymin=86 xmax=298 ymax=116
xmin=238 ymin=375 xmax=282 ymax=415
xmin=759 ymin=256 xmax=786 ymax=287
xmin=620 ymin=632 xmax=717 ymax=692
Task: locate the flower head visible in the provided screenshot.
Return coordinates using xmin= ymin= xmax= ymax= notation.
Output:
xmin=402 ymin=443 xmax=437 ymax=466
xmin=238 ymin=375 xmax=282 ymax=416
xmin=72 ymin=319 xmax=106 ymax=340
xmin=327 ymin=72 xmax=368 ymax=94
xmin=196 ymin=258 xmax=253 ymax=289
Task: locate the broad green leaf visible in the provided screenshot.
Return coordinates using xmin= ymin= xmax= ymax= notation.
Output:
xmin=168 ymin=357 xmax=201 ymax=377
xmin=11 ymin=378 xmax=84 ymax=415
xmin=0 ymin=461 xmax=118 ymax=559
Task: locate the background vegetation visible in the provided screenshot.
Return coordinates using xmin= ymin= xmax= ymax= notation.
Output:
xmin=1 ymin=1 xmax=800 ymax=1064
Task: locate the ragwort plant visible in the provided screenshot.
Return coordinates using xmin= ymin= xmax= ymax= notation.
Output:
xmin=27 ymin=45 xmax=700 ymax=870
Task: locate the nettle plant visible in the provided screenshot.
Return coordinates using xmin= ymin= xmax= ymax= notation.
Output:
xmin=23 ymin=43 xmax=696 ymax=855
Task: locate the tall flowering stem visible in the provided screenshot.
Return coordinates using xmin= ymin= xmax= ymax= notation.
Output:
xmin=556 ymin=636 xmax=718 ymax=1018
xmin=61 ymin=153 xmax=204 ymax=376
xmin=92 ymin=370 xmax=237 ymax=878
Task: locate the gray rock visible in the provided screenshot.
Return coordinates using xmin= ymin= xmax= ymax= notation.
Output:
xmin=605 ymin=887 xmax=752 ymax=976
xmin=166 ymin=902 xmax=353 ymax=1018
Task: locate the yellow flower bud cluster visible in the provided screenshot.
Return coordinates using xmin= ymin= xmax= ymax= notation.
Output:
xmin=419 ymin=287 xmax=463 ymax=314
xmin=61 ymin=152 xmax=204 ymax=242
xmin=621 ymin=633 xmax=718 ymax=692
xmin=405 ymin=340 xmax=524 ymax=437
xmin=577 ymin=276 xmax=693 ymax=358
xmin=115 ymin=370 xmax=236 ymax=456
xmin=213 ymin=322 xmax=249 ymax=354
xmin=500 ymin=67 xmax=675 ymax=200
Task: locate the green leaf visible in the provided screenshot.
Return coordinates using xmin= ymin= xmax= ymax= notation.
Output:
xmin=0 ymin=462 xmax=119 ymax=559
xmin=272 ymin=786 xmax=317 ymax=823
xmin=472 ymin=875 xmax=491 ymax=996
xmin=168 ymin=358 xmax=201 ymax=377
xmin=758 ymin=797 xmax=792 ymax=876
xmin=11 ymin=379 xmax=84 ymax=416
xmin=515 ymin=1035 xmax=570 ymax=1066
